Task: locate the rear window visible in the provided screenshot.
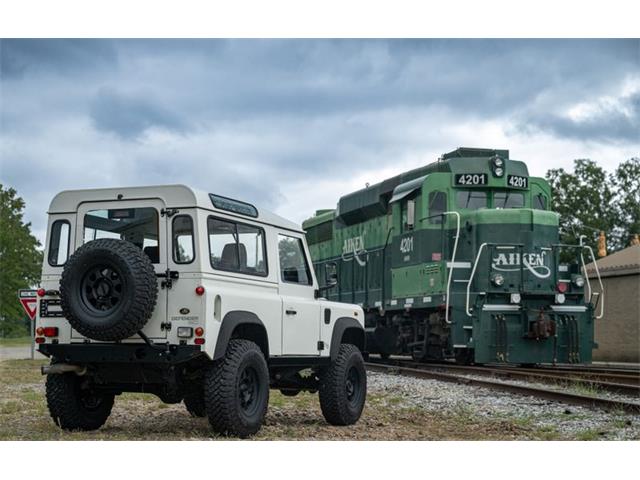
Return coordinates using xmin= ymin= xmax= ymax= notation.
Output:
xmin=456 ymin=190 xmax=488 ymax=210
xmin=83 ymin=208 xmax=159 ymax=263
xmin=494 ymin=192 xmax=525 ymax=209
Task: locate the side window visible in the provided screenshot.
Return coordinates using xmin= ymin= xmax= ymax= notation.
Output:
xmin=208 ymin=217 xmax=267 ymax=276
xmin=428 ymin=191 xmax=447 ymax=224
xmin=533 ymin=193 xmax=547 ymax=210
xmin=172 ymin=215 xmax=195 ymax=264
xmin=278 ymin=235 xmax=312 ymax=285
xmin=48 ymin=220 xmax=70 ymax=266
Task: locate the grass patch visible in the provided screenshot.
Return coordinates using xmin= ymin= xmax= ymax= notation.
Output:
xmin=0 ymin=336 xmax=31 ymax=346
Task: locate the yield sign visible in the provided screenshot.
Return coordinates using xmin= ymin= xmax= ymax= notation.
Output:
xmin=18 ymin=289 xmax=38 ymax=321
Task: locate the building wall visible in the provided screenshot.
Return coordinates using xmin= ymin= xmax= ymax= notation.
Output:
xmin=592 ymin=273 xmax=640 ymax=362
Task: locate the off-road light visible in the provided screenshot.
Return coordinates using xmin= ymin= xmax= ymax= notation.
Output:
xmin=556 ymin=282 xmax=568 ymax=293
xmin=493 ymin=167 xmax=504 ymax=177
xmin=42 ymin=327 xmax=58 ymax=337
xmin=37 ymin=288 xmax=46 ymax=297
xmin=491 ymin=273 xmax=505 ymax=286
xmin=195 ymin=286 xmax=205 ymax=296
xmin=573 ymin=275 xmax=585 ymax=287
xmin=194 ymin=338 xmax=205 ymax=345
xmin=510 ymin=293 xmax=521 ymax=304
xmin=177 ymin=327 xmax=193 ymax=338
xmin=555 ymin=293 xmax=566 ymax=304
xmin=194 ymin=327 xmax=204 ymax=337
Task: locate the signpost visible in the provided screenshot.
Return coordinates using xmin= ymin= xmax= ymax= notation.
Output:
xmin=18 ymin=289 xmax=38 ymax=359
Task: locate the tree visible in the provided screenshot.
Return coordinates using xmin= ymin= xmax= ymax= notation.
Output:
xmin=546 ymin=157 xmax=640 ymax=258
xmin=612 ymin=157 xmax=640 ymax=247
xmin=0 ymin=185 xmax=43 ymax=337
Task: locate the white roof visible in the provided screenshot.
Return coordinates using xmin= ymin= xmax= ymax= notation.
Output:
xmin=48 ymin=184 xmax=302 ymax=232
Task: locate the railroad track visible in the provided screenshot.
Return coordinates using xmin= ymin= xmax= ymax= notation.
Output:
xmin=365 ymin=360 xmax=640 ymax=414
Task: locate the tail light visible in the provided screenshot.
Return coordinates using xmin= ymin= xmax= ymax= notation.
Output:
xmin=42 ymin=327 xmax=58 ymax=337
xmin=35 ymin=337 xmax=45 ymax=344
xmin=37 ymin=288 xmax=46 ymax=297
xmin=194 ymin=338 xmax=205 ymax=345
xmin=556 ymin=282 xmax=568 ymax=293
xmin=195 ymin=286 xmax=205 ymax=296
xmin=195 ymin=327 xmax=204 ymax=337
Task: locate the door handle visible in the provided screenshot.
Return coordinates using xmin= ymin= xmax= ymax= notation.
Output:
xmin=285 ymin=309 xmax=297 ymax=315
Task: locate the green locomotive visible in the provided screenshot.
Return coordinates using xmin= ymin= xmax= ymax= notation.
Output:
xmin=303 ymin=147 xmax=603 ymax=365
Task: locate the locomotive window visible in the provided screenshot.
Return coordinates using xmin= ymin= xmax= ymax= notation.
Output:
xmin=456 ymin=191 xmax=488 ymax=210
xmin=494 ymin=191 xmax=524 ymax=209
xmin=428 ymin=191 xmax=446 ymax=224
xmin=533 ymin=193 xmax=547 ymax=210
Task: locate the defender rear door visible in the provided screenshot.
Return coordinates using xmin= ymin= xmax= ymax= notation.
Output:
xmin=74 ymin=198 xmax=169 ymax=340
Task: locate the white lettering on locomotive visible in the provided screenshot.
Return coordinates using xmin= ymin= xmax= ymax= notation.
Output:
xmin=491 ymin=251 xmax=551 ymax=279
xmin=342 ymin=235 xmax=367 ymax=266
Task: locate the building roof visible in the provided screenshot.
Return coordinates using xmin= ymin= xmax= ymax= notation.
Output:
xmin=585 ymin=244 xmax=640 ymax=278
xmin=48 ymin=184 xmax=302 ymax=232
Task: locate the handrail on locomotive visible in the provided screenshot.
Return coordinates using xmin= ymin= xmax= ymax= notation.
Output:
xmin=464 ymin=240 xmax=604 ymax=319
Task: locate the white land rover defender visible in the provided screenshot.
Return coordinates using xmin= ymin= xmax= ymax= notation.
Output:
xmin=36 ymin=185 xmax=366 ymax=437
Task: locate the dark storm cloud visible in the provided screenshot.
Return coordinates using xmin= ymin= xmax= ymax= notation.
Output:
xmin=1 ymin=39 xmax=638 ymax=243
xmin=89 ymin=88 xmax=190 ymax=139
xmin=0 ymin=39 xmax=117 ymax=79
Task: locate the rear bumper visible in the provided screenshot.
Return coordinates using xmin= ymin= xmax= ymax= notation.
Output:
xmin=38 ymin=343 xmax=205 ymax=364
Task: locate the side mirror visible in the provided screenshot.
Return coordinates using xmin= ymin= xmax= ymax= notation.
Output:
xmin=315 ymin=262 xmax=338 ymax=298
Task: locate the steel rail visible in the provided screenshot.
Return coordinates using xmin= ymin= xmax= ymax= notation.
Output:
xmin=365 ymin=362 xmax=640 ymax=414
xmin=367 ymin=359 xmax=640 ymax=394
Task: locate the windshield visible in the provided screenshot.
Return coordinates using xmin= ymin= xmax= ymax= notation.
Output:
xmin=456 ymin=190 xmax=488 ymax=210
xmin=494 ymin=191 xmax=525 ymax=208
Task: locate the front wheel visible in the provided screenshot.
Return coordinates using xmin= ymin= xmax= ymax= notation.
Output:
xmin=319 ymin=344 xmax=366 ymax=426
xmin=46 ymin=372 xmax=114 ymax=431
xmin=204 ymin=339 xmax=269 ymax=438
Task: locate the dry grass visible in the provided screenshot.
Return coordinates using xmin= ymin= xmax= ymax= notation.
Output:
xmin=0 ymin=359 xmax=631 ymax=441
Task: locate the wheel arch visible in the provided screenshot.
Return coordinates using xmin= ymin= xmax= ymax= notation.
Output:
xmin=330 ymin=317 xmax=365 ymax=361
xmin=213 ymin=311 xmax=269 ymax=360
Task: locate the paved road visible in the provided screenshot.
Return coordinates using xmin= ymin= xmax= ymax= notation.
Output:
xmin=0 ymin=345 xmax=45 ymax=361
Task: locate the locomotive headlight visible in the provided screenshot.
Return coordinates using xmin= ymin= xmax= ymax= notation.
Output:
xmin=493 ymin=166 xmax=504 ymax=177
xmin=573 ymin=275 xmax=585 ymax=288
xmin=510 ymin=293 xmax=521 ymax=304
xmin=491 ymin=273 xmax=505 ymax=286
xmin=555 ymin=293 xmax=566 ymax=304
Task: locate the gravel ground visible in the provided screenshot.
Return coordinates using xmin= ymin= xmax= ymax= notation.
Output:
xmin=1 ymin=359 xmax=639 ymax=440
xmin=368 ymin=371 xmax=640 ymax=440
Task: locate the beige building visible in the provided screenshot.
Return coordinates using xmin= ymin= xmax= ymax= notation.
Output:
xmin=585 ymin=245 xmax=640 ymax=363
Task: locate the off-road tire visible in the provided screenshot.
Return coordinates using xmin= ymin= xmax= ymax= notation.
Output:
xmin=319 ymin=343 xmax=366 ymax=426
xmin=183 ymin=383 xmax=206 ymax=417
xmin=60 ymin=238 xmax=158 ymax=341
xmin=204 ymin=339 xmax=269 ymax=438
xmin=46 ymin=372 xmax=114 ymax=431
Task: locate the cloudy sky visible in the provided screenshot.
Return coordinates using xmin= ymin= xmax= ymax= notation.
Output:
xmin=1 ymin=39 xmax=638 ymax=244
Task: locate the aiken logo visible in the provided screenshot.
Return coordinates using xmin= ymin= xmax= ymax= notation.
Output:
xmin=491 ymin=251 xmax=551 ymax=279
xmin=342 ymin=235 xmax=367 ymax=266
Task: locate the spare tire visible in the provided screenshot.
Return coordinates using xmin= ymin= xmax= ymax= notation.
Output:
xmin=60 ymin=238 xmax=158 ymax=341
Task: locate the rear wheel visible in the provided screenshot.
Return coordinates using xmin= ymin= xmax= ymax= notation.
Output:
xmin=46 ymin=372 xmax=114 ymax=431
xmin=319 ymin=344 xmax=366 ymax=426
xmin=204 ymin=339 xmax=269 ymax=438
